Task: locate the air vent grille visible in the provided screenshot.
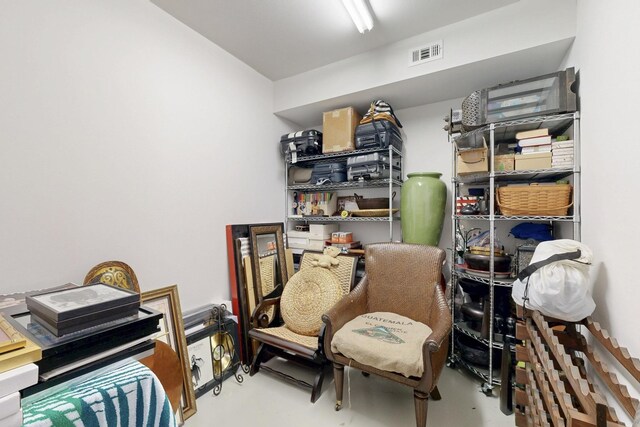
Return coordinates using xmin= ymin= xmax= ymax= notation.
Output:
xmin=409 ymin=40 xmax=443 ymax=67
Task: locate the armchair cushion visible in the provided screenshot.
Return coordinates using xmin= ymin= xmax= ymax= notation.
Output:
xmin=281 ymin=267 xmax=343 ymax=336
xmin=331 ymin=312 xmax=433 ymax=378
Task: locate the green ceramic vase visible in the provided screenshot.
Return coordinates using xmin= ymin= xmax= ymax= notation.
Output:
xmin=401 ymin=172 xmax=447 ymax=246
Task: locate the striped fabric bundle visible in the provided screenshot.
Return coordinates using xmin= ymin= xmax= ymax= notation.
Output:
xmin=360 ymin=100 xmax=402 ymax=128
xmin=22 ymin=361 xmax=175 ymax=427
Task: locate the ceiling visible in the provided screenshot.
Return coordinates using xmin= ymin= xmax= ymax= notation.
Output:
xmin=151 ymin=0 xmax=519 ymax=81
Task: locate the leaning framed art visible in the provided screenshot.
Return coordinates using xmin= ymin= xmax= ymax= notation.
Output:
xmin=141 ymin=285 xmax=197 ymax=420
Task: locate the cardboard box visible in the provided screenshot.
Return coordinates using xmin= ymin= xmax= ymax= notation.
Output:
xmin=322 ymin=107 xmax=362 ymax=153
xmin=494 ymin=154 xmax=515 ymax=171
xmin=456 ymin=141 xmax=488 ymax=175
xmin=309 ymin=224 xmax=338 ymax=238
xmin=515 ymin=152 xmax=552 ymax=171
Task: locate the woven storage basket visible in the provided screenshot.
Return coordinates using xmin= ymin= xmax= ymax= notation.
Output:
xmin=497 ymin=184 xmax=572 ymax=216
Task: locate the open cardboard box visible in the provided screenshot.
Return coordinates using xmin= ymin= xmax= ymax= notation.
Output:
xmin=456 ymin=138 xmax=488 ymax=175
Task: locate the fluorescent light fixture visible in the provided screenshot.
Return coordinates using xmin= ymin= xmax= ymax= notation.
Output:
xmin=341 ymin=0 xmax=374 ymax=33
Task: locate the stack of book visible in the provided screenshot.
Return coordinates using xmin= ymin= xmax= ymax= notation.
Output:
xmin=517 ymin=128 xmax=552 ymax=153
xmin=0 ymin=364 xmax=38 ymax=426
xmin=551 ymin=139 xmax=574 ymax=168
xmin=515 ymin=128 xmax=552 ymax=170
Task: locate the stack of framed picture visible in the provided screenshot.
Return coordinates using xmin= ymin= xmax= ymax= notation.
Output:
xmin=25 ymin=284 xmax=140 ymax=337
xmin=3 ymin=300 xmax=161 ymax=397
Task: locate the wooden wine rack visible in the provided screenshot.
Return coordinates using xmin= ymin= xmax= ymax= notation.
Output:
xmin=514 ymin=307 xmax=640 ymax=426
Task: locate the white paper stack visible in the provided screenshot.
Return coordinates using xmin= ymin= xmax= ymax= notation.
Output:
xmin=551 ymin=139 xmax=574 ymax=168
xmin=0 ymin=363 xmax=38 ymax=427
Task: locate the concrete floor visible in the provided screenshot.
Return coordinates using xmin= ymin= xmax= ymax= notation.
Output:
xmin=185 ymin=358 xmax=514 ymax=427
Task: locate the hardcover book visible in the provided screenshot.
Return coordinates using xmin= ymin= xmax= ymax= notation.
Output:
xmin=516 ymin=135 xmax=552 ymax=147
xmin=515 ymin=128 xmax=548 ymax=140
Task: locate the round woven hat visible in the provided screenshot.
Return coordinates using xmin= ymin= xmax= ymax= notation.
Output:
xmin=281 ymin=267 xmax=342 ymax=336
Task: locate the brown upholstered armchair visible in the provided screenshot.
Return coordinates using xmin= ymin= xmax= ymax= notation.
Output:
xmin=322 ymin=243 xmax=451 ymax=427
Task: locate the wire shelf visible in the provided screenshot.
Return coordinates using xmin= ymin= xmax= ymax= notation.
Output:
xmin=287 ymin=146 xmax=402 ymax=164
xmin=454 ymin=167 xmax=576 ymax=185
xmin=453 ymin=322 xmax=513 ymax=350
xmin=452 ymin=112 xmax=577 ymax=150
xmin=453 ymin=270 xmax=515 ymax=287
xmin=288 ymin=178 xmax=402 ymax=191
xmin=287 ymin=216 xmax=400 ymax=222
xmin=451 ymin=353 xmax=501 ymax=386
xmin=454 ymin=214 xmax=576 ymax=222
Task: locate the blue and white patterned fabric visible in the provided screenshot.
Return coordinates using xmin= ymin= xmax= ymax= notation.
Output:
xmin=22 ymin=361 xmax=176 ymax=427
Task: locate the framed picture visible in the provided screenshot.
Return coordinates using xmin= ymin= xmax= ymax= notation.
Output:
xmin=225 ymin=222 xmax=283 ymax=365
xmin=185 ymin=318 xmax=240 ymax=398
xmin=336 ymin=195 xmax=358 ymax=213
xmin=0 ymin=313 xmax=26 ymax=354
xmin=141 ymin=285 xmax=197 ymax=420
xmin=0 ymin=313 xmax=42 ymax=374
xmin=186 ymin=332 xmax=215 ymax=396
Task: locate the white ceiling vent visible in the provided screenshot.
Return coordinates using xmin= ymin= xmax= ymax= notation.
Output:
xmin=409 ymin=40 xmax=443 ymax=67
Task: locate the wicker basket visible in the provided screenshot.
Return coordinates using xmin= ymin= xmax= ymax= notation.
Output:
xmin=497 ymin=184 xmax=572 ymax=216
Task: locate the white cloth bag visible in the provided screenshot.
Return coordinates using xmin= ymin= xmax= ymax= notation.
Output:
xmin=512 ymin=239 xmax=594 ymax=321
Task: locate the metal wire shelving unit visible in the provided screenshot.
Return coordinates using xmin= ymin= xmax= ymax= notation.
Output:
xmin=285 ymin=145 xmax=403 ymax=242
xmin=448 ymin=112 xmax=581 ymax=394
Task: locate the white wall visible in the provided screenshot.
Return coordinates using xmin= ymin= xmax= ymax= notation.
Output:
xmin=395 ymin=100 xmax=462 ymax=258
xmin=561 ymin=0 xmax=640 ymax=419
xmin=274 ymin=0 xmax=576 ymax=115
xmin=0 ymin=1 xmax=293 ymax=310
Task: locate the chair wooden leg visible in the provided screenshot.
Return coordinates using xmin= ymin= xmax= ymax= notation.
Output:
xmin=333 ymin=363 xmax=344 ymax=411
xmin=310 ymin=365 xmax=325 ymax=403
xmin=414 ymin=390 xmax=429 ymax=427
xmin=430 ymin=386 xmax=442 ymax=401
xmin=249 ymin=343 xmax=267 ymax=376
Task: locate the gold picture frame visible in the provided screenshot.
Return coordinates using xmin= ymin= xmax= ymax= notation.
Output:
xmin=0 ymin=313 xmax=42 ymax=374
xmin=141 ymin=285 xmax=197 ymax=420
xmin=0 ymin=314 xmax=27 ymax=354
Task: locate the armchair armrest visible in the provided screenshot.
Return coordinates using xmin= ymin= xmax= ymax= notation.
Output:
xmin=425 ymin=285 xmax=452 ymax=352
xmin=419 ymin=284 xmax=452 ymax=393
xmin=250 ymin=285 xmax=284 ymax=328
xmin=321 ymin=276 xmax=369 ymax=360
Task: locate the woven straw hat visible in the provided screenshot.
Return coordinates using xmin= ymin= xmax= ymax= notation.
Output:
xmin=281 ymin=267 xmax=342 ymax=336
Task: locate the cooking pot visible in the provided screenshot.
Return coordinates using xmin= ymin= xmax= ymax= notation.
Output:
xmin=354 ymin=192 xmax=396 ymax=210
xmin=458 ymin=278 xmax=489 ymax=298
xmin=464 ymin=252 xmax=511 ymax=272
